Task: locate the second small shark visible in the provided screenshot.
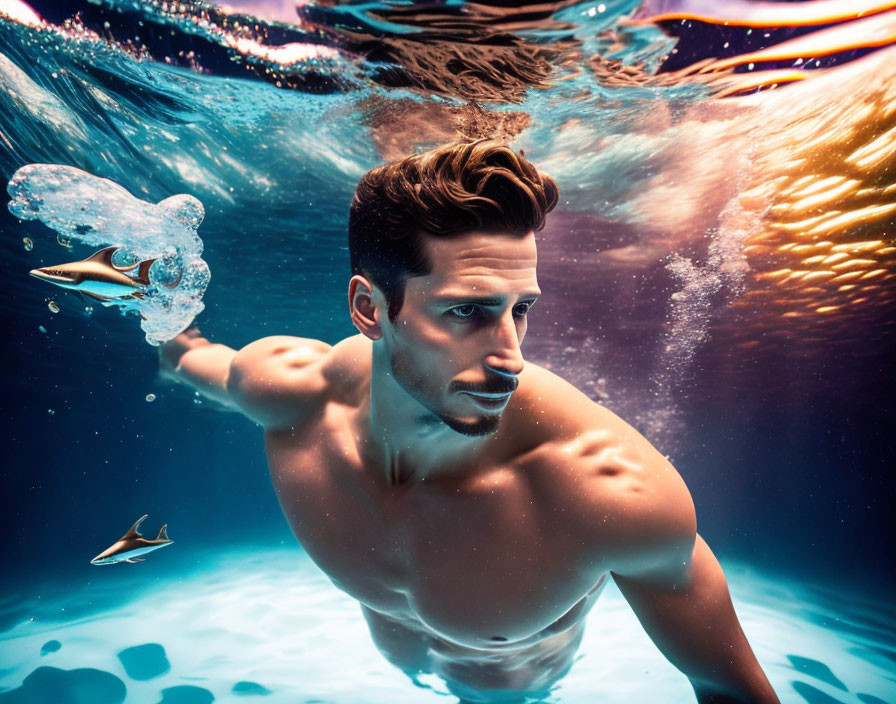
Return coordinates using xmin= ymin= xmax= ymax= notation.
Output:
xmin=30 ymin=245 xmax=156 ymax=303
xmin=90 ymin=515 xmax=173 ymax=565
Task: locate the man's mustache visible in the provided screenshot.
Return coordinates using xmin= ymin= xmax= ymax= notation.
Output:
xmin=451 ymin=374 xmax=518 ymax=395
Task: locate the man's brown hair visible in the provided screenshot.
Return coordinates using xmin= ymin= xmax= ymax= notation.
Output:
xmin=348 ymin=139 xmax=559 ymax=321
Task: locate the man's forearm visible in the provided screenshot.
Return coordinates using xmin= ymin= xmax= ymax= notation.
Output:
xmin=613 ymin=534 xmax=779 ymax=704
xmin=694 ymin=681 xmax=779 ymax=704
xmin=159 ymin=327 xmax=237 ymax=407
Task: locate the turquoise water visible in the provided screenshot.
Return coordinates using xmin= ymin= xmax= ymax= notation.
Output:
xmin=1 ymin=549 xmax=894 ymax=703
xmin=2 ymin=0 xmax=895 ymax=702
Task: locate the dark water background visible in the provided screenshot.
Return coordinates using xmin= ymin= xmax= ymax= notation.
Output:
xmin=0 ymin=0 xmax=894 ymax=618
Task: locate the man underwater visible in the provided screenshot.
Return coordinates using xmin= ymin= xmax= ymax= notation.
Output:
xmin=159 ymin=139 xmax=779 ymax=703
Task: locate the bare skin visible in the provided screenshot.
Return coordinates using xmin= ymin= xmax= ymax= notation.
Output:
xmin=159 ymin=230 xmax=779 ymax=703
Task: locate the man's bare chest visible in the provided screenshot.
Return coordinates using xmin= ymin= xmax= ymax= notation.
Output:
xmin=263 ymin=417 xmax=605 ymax=647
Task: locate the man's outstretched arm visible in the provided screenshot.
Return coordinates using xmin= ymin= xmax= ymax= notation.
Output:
xmin=158 ymin=326 xmax=237 ymax=408
xmin=158 ymin=325 xmax=332 ymax=428
xmin=611 ymin=533 xmax=779 ymax=703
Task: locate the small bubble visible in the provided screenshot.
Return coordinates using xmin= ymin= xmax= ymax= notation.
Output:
xmin=145 ymin=393 xmax=156 ymax=402
xmin=38 ymin=325 xmax=47 ymax=333
xmin=48 ymin=301 xmax=60 ymax=313
xmin=48 ymin=409 xmax=55 ymax=415
xmin=23 ymin=237 xmax=33 ymax=251
xmin=193 ymin=397 xmax=202 ymax=405
xmin=84 ymin=306 xmax=94 ymax=316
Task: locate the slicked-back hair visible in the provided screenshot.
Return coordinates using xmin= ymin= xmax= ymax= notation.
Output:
xmin=348 ymin=139 xmax=559 ymax=322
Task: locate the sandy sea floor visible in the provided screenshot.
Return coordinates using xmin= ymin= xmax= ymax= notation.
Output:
xmin=0 ymin=547 xmax=893 ymax=704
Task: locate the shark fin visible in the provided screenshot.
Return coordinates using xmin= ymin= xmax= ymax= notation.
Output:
xmin=126 ymin=557 xmax=147 ymax=563
xmin=156 ymin=524 xmax=170 ymax=541
xmin=85 ymin=245 xmax=143 ymax=274
xmin=81 ymin=290 xmax=116 ymax=302
xmin=135 ymin=258 xmax=157 ymax=285
xmin=123 ymin=514 xmax=149 ymax=539
xmin=86 ymin=246 xmax=120 ymax=266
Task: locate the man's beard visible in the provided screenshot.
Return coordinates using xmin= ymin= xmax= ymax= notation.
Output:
xmin=439 ymin=412 xmax=501 ymax=437
xmin=389 ymin=347 xmax=512 ymax=438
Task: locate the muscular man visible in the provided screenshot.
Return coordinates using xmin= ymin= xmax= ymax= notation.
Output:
xmin=159 ymin=140 xmax=778 ymax=703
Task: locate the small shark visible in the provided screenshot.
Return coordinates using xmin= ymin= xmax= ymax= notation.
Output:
xmin=29 ymin=245 xmax=156 ymax=303
xmin=90 ymin=514 xmax=173 ymax=565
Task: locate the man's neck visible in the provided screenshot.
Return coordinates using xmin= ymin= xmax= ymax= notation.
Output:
xmin=358 ymin=347 xmax=491 ymax=486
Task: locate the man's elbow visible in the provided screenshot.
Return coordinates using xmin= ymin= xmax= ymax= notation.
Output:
xmin=225 ymin=352 xmax=257 ymax=410
xmin=225 ymin=353 xmax=283 ymax=427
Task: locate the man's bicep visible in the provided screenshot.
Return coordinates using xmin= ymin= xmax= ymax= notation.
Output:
xmin=612 ymin=534 xmax=774 ymax=701
xmin=227 ymin=336 xmax=331 ymax=428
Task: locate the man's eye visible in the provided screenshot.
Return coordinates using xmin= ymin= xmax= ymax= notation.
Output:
xmin=448 ymin=305 xmax=478 ymax=319
xmin=514 ymin=303 xmax=532 ymax=317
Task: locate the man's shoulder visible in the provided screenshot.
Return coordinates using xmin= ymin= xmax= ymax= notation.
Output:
xmin=320 ymin=335 xmax=372 ymax=397
xmin=509 ymin=362 xmax=696 ymax=573
xmin=232 ymin=334 xmax=332 ymax=364
xmin=231 ymin=334 xmax=367 ymax=379
xmin=507 ymin=361 xmax=620 ymax=443
xmin=227 ymin=334 xmax=362 ymax=428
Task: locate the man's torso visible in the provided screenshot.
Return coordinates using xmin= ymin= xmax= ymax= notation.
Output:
xmin=251 ymin=335 xmax=675 ymax=690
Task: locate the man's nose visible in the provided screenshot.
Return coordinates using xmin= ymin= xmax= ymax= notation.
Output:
xmin=484 ymin=315 xmax=525 ymax=377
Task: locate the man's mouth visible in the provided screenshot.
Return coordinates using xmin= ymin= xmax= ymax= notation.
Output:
xmin=459 ymin=391 xmax=513 ymax=410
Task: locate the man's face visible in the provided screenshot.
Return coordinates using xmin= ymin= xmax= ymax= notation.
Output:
xmin=381 ymin=230 xmax=541 ymax=437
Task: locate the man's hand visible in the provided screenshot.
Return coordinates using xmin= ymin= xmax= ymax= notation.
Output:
xmin=158 ymin=324 xmax=207 ymax=380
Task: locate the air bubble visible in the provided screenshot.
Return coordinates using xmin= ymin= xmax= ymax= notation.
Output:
xmin=112 ymin=248 xmax=139 ymax=269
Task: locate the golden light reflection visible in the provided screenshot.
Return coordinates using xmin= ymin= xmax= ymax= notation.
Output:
xmin=627 ymin=0 xmax=896 ymax=28
xmin=719 ymin=44 xmax=896 ymax=353
xmin=595 ymin=3 xmax=895 ymax=364
xmin=611 ymin=3 xmax=896 ymax=99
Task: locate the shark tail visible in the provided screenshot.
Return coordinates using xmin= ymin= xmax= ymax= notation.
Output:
xmin=135 ymin=258 xmax=157 ymax=285
xmin=157 ymin=524 xmax=170 ymax=541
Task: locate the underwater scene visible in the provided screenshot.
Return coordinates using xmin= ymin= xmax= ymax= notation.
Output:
xmin=1 ymin=0 xmax=894 ymax=702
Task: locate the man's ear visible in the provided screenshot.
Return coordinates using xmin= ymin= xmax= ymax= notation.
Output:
xmin=349 ymin=275 xmax=383 ymax=340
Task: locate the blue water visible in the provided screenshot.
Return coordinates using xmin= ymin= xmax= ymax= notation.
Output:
xmin=1 ymin=548 xmax=894 ymax=703
xmin=1 ymin=0 xmax=895 ymax=702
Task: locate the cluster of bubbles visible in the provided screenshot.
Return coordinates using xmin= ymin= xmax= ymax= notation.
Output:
xmin=7 ymin=164 xmax=210 ymax=345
